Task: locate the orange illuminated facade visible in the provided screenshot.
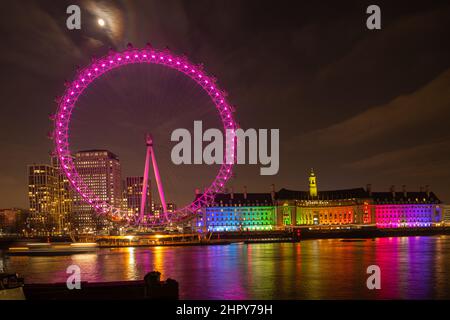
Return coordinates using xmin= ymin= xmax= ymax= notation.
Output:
xmin=276 ymin=189 xmax=373 ymax=226
xmin=275 ymin=169 xmax=374 ymax=226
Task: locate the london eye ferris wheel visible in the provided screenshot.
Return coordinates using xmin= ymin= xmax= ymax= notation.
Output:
xmin=52 ymin=44 xmax=237 ymax=227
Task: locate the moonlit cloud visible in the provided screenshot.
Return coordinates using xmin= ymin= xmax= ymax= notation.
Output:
xmin=83 ymin=0 xmax=125 ymax=46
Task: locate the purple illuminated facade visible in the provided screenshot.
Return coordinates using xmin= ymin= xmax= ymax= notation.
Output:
xmin=52 ymin=45 xmax=237 ymax=226
xmin=372 ymin=186 xmax=442 ymax=228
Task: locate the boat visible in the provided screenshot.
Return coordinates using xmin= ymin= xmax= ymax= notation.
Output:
xmin=6 ymin=242 xmax=98 ymax=256
xmin=0 ymin=273 xmax=25 ymax=300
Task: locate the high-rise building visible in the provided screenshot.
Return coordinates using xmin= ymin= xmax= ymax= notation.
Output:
xmin=125 ymin=176 xmax=151 ymax=220
xmin=72 ymin=150 xmax=123 ymax=234
xmin=51 ymin=155 xmax=73 ymax=233
xmin=28 ymin=164 xmax=59 ymax=235
xmin=27 ymin=155 xmax=72 ymax=235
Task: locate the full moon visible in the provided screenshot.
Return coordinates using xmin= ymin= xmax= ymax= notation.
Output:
xmin=98 ymin=18 xmax=105 ymax=27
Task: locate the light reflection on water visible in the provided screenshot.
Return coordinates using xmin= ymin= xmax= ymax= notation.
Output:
xmin=4 ymin=236 xmax=450 ymax=299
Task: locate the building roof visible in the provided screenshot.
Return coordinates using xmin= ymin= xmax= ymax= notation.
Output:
xmin=75 ymin=150 xmax=119 ymax=160
xmin=195 ymin=188 xmax=442 ymax=206
xmin=276 ymin=188 xmax=370 ymax=200
xmin=197 ymin=193 xmax=274 ymax=206
xmin=371 ymin=191 xmax=441 ymax=204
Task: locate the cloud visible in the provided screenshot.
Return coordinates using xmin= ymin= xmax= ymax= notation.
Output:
xmin=0 ymin=1 xmax=83 ymax=78
xmin=299 ymin=67 xmax=450 ymax=146
xmin=345 ymin=140 xmax=450 ymax=175
xmin=316 ymin=4 xmax=450 ymax=97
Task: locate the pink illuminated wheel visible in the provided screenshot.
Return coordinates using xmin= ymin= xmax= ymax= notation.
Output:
xmin=53 ymin=45 xmax=236 ymax=226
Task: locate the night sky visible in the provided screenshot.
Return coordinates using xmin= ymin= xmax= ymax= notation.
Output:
xmin=0 ymin=0 xmax=449 ymax=209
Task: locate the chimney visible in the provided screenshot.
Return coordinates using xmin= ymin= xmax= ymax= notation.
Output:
xmin=271 ymin=184 xmax=276 ymax=201
xmin=425 ymin=185 xmax=430 ymax=197
xmin=402 ymin=185 xmax=407 ymax=198
xmin=366 ymin=184 xmax=372 ymax=196
xmin=230 ymin=187 xmax=234 ymax=200
xmin=195 ymin=188 xmax=200 ymax=195
xmin=243 ymin=186 xmax=248 ymax=200
xmin=390 ymin=185 xmax=395 ymax=198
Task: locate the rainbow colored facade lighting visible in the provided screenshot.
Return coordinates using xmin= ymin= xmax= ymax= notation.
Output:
xmin=196 ymin=192 xmax=276 ymax=232
xmin=375 ymin=204 xmax=435 ymax=228
xmin=371 ymin=189 xmax=441 ymax=228
xmin=201 ymin=206 xmax=276 ymax=232
xmin=53 ymin=45 xmax=237 ymax=226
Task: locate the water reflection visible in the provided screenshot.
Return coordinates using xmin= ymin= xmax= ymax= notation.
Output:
xmin=5 ymin=236 xmax=450 ymax=299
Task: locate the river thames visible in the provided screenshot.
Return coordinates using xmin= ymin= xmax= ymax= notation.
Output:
xmin=3 ymin=236 xmax=450 ymax=299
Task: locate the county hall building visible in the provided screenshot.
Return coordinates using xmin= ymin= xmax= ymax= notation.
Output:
xmin=199 ymin=170 xmax=443 ymax=231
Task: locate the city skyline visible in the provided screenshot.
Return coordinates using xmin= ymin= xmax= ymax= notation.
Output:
xmin=1 ymin=1 xmax=450 ymax=210
xmin=22 ymin=151 xmax=176 ymax=234
xmin=17 ymin=149 xmax=444 ymax=236
xmin=23 ymin=149 xmax=444 ymax=202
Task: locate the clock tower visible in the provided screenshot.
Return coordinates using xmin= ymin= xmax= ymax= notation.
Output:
xmin=309 ymin=168 xmax=318 ymax=197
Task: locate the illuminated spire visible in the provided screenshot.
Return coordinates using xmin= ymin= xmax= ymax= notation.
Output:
xmin=309 ymin=168 xmax=317 ymax=197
